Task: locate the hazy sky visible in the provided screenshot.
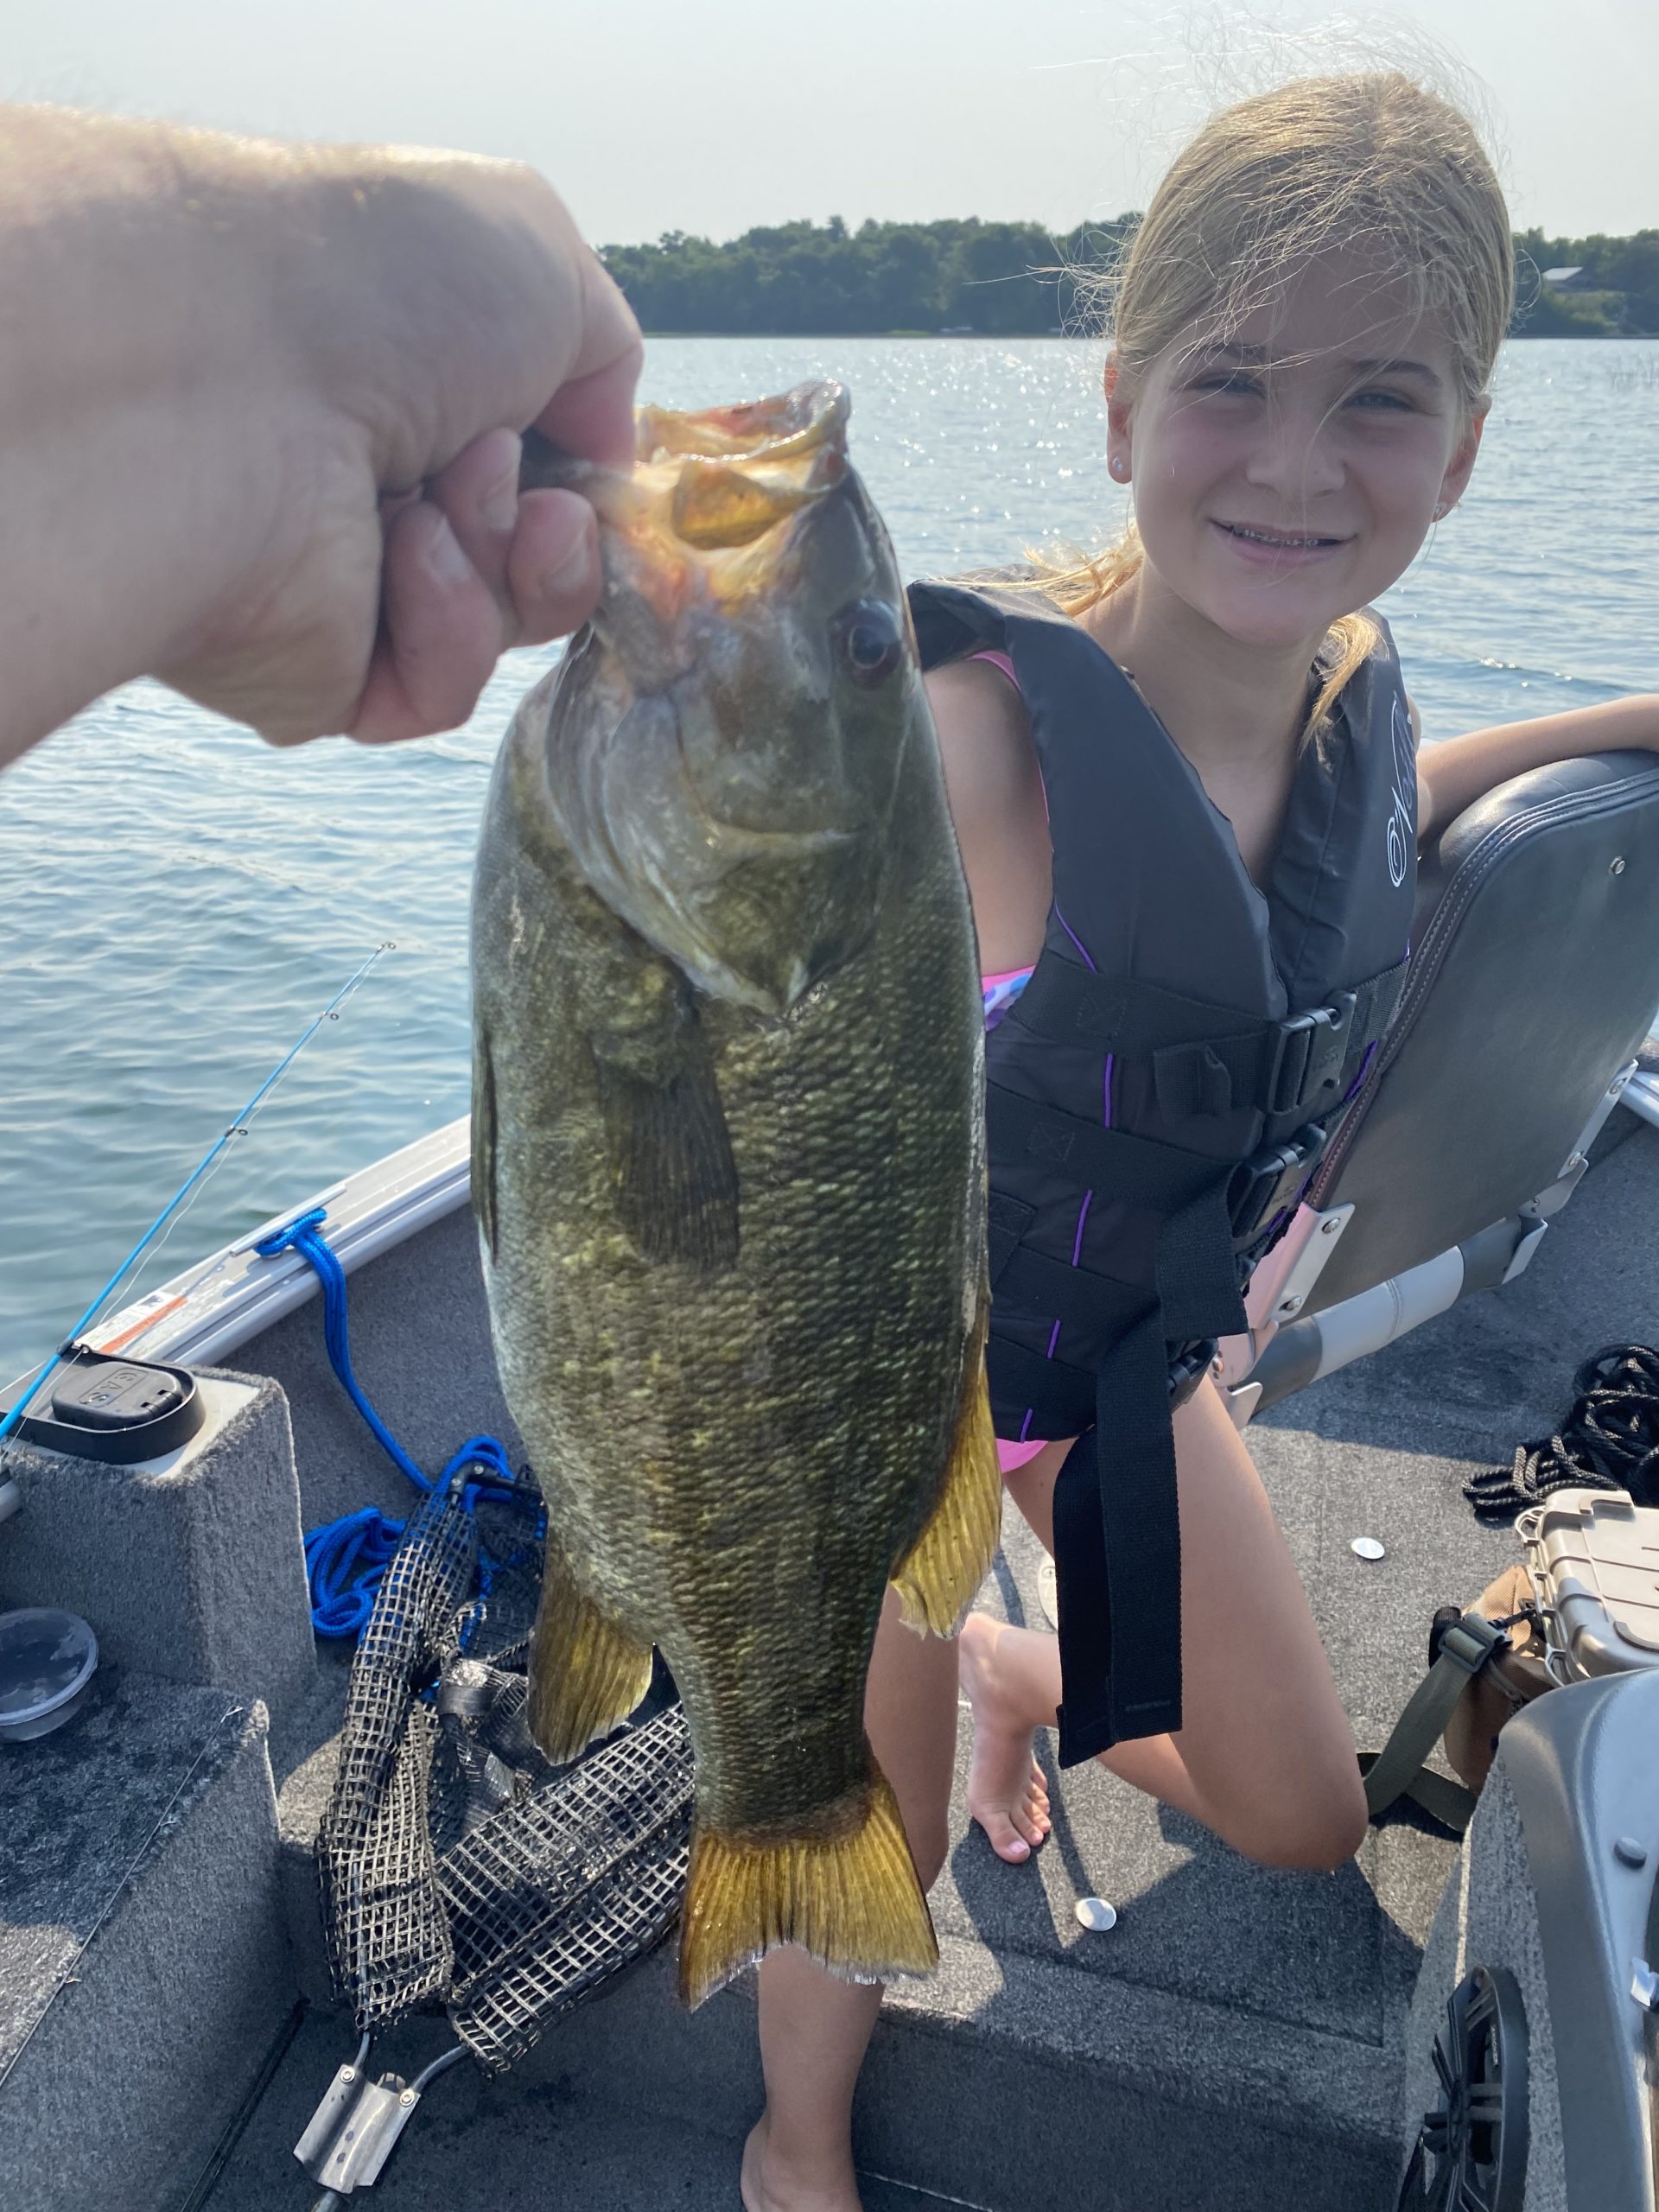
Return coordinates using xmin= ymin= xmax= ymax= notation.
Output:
xmin=6 ymin=1 xmax=1656 ymax=243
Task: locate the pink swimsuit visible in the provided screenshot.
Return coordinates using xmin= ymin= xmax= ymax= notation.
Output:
xmin=967 ymin=648 xmax=1055 ymax=1477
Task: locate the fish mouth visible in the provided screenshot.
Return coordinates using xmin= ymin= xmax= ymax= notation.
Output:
xmin=524 ymin=381 xmax=850 ymax=592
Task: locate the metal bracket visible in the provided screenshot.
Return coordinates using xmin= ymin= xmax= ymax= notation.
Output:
xmin=1224 ymin=1382 xmax=1264 ymax=1431
xmin=296 ymin=2060 xmax=421 ymax=2194
xmin=1632 ymin=1957 xmax=1659 ymax=2012
xmin=1500 ymin=1212 xmax=1550 ymax=1285
xmin=1266 ymin=1201 xmax=1355 ymax=1320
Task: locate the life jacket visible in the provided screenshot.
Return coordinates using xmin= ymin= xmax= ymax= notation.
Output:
xmin=909 ymin=580 xmax=1417 ymax=1766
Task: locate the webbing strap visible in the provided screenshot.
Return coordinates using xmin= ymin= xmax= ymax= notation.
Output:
xmin=987 ymin=1083 xmax=1214 ymax=1207
xmin=995 ymin=1245 xmax=1144 ymax=1332
xmin=1355 ymin=1754 xmax=1478 ymax=1836
xmin=1049 ymin=1178 xmax=1245 ymax=1765
xmin=1357 ymin=1611 xmax=1506 ymax=1831
xmin=1010 ymin=957 xmax=1408 ymax=1124
xmin=1053 ymin=1313 xmax=1183 ymax=1760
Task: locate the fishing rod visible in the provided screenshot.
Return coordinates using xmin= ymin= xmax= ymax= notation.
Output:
xmin=0 ymin=944 xmax=395 ymax=1449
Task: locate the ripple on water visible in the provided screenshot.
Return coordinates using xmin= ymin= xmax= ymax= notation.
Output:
xmin=2 ymin=337 xmax=1656 ymax=1379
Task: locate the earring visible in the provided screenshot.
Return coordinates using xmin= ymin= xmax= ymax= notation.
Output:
xmin=1433 ymin=500 xmax=1450 ymax=520
xmin=1109 ymin=454 xmax=1129 ymax=480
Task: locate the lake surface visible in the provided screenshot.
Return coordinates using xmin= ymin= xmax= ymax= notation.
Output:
xmin=3 ymin=336 xmax=1656 ymax=1386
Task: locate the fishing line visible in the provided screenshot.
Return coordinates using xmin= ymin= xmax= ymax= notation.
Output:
xmin=0 ymin=943 xmax=395 ymax=1446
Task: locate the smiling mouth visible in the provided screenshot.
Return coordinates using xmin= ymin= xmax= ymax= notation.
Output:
xmin=1213 ymin=519 xmax=1351 ymax=550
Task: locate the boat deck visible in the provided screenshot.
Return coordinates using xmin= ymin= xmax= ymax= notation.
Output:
xmin=187 ymin=1114 xmax=1659 ymax=2210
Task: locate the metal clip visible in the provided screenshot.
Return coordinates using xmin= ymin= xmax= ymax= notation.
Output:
xmin=1632 ymin=1957 xmax=1659 ymax=2012
xmin=296 ymin=2051 xmax=421 ymax=2195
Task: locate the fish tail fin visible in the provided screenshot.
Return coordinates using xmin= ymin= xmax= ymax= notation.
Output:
xmin=526 ymin=1540 xmax=655 ymax=1763
xmin=678 ymin=1767 xmax=938 ymax=2008
xmin=890 ymin=1297 xmax=1001 ymax=1637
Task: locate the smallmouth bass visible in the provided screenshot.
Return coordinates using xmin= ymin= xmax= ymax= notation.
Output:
xmin=471 ymin=382 xmax=997 ymax=2005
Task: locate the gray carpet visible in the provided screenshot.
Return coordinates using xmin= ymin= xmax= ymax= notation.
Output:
xmin=200 ymin=2006 xmax=981 ymax=2212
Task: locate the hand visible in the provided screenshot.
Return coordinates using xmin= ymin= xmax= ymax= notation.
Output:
xmin=160 ymin=148 xmax=642 ymax=746
xmin=0 ymin=111 xmax=643 ymax=763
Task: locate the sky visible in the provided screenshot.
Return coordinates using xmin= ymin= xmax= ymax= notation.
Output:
xmin=4 ymin=0 xmax=1656 ymax=244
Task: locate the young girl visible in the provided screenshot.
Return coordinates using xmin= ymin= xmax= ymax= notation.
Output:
xmin=742 ymin=69 xmax=1659 ymax=2212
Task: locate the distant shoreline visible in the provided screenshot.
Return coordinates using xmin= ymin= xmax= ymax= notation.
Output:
xmin=600 ymin=218 xmax=1659 ymax=342
xmin=632 ymin=329 xmax=1659 ymax=341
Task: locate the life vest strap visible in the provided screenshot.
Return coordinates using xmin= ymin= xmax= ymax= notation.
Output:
xmin=994 ymin=1244 xmax=1145 ymax=1330
xmin=985 ymin=1084 xmax=1219 ymax=1211
xmin=1038 ymin=1169 xmax=1246 ymax=1762
xmin=1053 ymin=1313 xmax=1185 ymax=1757
xmin=1009 ymin=955 xmax=1408 ymax=1128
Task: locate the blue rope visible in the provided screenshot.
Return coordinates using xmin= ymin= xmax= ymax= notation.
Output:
xmin=257 ymin=1209 xmax=537 ymax=1639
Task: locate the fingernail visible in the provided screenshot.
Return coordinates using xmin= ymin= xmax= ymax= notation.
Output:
xmin=427 ymin=514 xmax=473 ymax=585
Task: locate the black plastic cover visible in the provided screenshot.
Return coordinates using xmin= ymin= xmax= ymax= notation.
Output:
xmin=7 ymin=1346 xmax=204 ymax=1464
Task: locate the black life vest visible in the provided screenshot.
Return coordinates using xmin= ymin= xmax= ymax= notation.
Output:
xmin=909 ymin=580 xmax=1417 ymax=1766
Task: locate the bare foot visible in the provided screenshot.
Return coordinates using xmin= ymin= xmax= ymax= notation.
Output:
xmin=741 ymin=2113 xmax=864 ymax=2212
xmin=958 ymin=1612 xmax=1052 ymax=1862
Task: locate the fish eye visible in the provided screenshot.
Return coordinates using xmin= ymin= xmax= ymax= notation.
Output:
xmin=833 ymin=600 xmax=905 ymax=688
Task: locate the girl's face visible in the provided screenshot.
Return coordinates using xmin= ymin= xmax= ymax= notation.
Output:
xmin=1106 ymin=250 xmax=1486 ymax=651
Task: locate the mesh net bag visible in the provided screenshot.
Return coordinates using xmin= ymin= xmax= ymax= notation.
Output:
xmin=317 ymin=1479 xmax=479 ymax=2024
xmin=316 ymin=1474 xmax=694 ymax=2065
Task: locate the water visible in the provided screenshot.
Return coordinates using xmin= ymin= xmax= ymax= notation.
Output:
xmin=3 ymin=337 xmax=1656 ymax=1386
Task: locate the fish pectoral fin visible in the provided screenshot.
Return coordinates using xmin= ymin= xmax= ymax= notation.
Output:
xmin=889 ymin=1301 xmax=1001 ymax=1637
xmin=527 ymin=1541 xmax=656 ymax=1764
xmin=592 ymin=1028 xmax=740 ymax=1274
xmin=678 ymin=1767 xmax=938 ymax=2009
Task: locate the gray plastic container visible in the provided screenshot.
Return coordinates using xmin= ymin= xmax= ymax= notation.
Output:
xmin=0 ymin=1606 xmax=99 ymax=1741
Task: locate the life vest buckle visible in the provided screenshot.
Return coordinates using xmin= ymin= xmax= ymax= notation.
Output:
xmin=1266 ymin=991 xmax=1358 ymax=1117
xmin=1226 ymin=1122 xmax=1331 ymax=1244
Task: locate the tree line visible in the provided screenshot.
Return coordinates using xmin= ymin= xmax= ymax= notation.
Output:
xmin=597 ymin=216 xmax=1659 ymax=339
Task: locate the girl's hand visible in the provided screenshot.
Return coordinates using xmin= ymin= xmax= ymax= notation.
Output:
xmin=0 ymin=109 xmax=643 ymax=766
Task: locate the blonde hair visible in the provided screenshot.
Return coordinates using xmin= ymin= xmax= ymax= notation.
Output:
xmin=1039 ymin=71 xmax=1515 ymax=736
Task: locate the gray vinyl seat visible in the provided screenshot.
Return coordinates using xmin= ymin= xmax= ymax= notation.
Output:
xmin=1237 ymin=749 xmax=1659 ymax=1411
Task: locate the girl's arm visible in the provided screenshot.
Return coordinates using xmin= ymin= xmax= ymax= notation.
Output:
xmin=924 ymin=661 xmax=1052 ymax=976
xmin=1415 ymin=694 xmax=1659 ymax=849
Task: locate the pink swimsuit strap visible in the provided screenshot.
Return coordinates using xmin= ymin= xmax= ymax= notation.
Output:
xmin=968 ymin=647 xmax=1019 ymax=689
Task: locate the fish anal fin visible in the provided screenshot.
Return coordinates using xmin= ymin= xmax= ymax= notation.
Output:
xmin=890 ymin=1303 xmax=1001 ymax=1637
xmin=678 ymin=1767 xmax=937 ymax=2009
xmin=527 ymin=1541 xmax=655 ymax=1764
xmin=593 ymin=1046 xmax=740 ymax=1273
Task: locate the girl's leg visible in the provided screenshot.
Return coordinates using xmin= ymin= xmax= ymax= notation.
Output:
xmin=962 ymin=1379 xmax=1368 ymax=1870
xmin=741 ymin=1585 xmax=959 ymax=2212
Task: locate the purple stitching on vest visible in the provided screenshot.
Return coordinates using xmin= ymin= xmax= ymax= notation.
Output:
xmin=1071 ymin=1189 xmax=1093 ymax=1265
xmin=1019 ymin=1408 xmax=1033 ymax=1442
xmin=1103 ymin=1052 xmax=1115 ymax=1128
xmin=1343 ymin=1039 xmax=1378 ymax=1103
xmin=1052 ymin=902 xmax=1097 ymax=973
xmin=1046 ymin=1319 xmax=1062 ymax=1357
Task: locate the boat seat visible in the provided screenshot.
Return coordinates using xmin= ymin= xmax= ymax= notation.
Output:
xmin=1230 ymin=748 xmax=1659 ymax=1414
